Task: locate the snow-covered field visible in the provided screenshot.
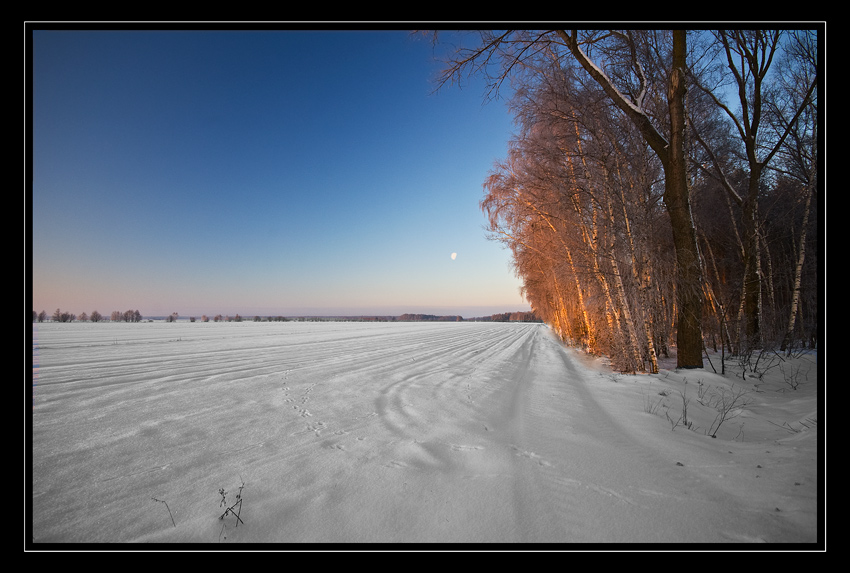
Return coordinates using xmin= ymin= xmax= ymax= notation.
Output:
xmin=30 ymin=320 xmax=820 ymax=546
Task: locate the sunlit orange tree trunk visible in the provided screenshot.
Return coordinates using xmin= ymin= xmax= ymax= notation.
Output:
xmin=558 ymin=30 xmax=704 ymax=368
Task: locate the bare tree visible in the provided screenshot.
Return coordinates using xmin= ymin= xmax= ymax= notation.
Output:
xmin=50 ymin=308 xmax=75 ymax=322
xmin=769 ymin=31 xmax=818 ymax=353
xmin=434 ymin=29 xmax=704 ymax=368
xmin=688 ymin=30 xmax=817 ymax=352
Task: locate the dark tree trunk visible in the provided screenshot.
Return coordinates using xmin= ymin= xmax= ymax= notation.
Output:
xmin=665 ymin=30 xmax=704 ymax=368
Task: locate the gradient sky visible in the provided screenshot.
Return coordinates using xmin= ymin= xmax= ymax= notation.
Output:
xmin=30 ymin=28 xmax=530 ymax=318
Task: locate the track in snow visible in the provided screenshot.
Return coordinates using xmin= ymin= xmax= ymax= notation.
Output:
xmin=31 ymin=321 xmax=810 ymax=544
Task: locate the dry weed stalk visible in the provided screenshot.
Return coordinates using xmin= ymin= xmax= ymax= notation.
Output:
xmin=218 ymin=477 xmax=246 ymax=541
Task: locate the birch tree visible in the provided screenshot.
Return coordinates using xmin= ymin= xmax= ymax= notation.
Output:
xmin=768 ymin=30 xmax=818 ymax=352
xmin=435 ymin=29 xmax=704 ymax=368
xmin=688 ymin=29 xmax=817 ymax=352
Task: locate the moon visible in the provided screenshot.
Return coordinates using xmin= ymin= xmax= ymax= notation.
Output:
xmin=451 ymin=252 xmax=457 ymax=260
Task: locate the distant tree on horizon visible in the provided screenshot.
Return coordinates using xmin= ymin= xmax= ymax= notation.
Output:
xmin=51 ymin=308 xmax=75 ymax=322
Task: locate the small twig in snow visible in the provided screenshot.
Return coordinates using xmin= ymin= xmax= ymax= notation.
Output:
xmin=151 ymin=497 xmax=176 ymax=527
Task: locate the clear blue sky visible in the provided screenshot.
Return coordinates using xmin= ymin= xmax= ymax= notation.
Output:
xmin=31 ymin=28 xmax=529 ymax=318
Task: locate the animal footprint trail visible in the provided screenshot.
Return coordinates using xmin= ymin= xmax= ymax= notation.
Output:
xmin=292 ymin=421 xmax=325 ymax=437
xmin=292 ymin=405 xmax=313 ymax=417
xmin=322 ymin=439 xmax=347 ymax=451
xmin=306 ymin=421 xmax=325 ymax=435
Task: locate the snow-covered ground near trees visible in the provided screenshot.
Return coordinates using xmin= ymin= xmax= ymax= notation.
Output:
xmin=30 ymin=320 xmax=820 ymax=547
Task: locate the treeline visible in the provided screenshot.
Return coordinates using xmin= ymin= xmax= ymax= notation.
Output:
xmin=436 ymin=30 xmax=818 ymax=372
xmin=396 ymin=313 xmax=542 ymax=322
xmin=33 ymin=309 xmax=141 ymax=322
xmin=32 ymin=310 xmax=543 ymax=324
xmin=397 ymin=314 xmax=463 ymax=322
xmin=30 ymin=310 xmax=292 ymax=323
xmin=467 ymin=311 xmax=542 ymax=323
xmin=191 ymin=314 xmax=290 ymax=322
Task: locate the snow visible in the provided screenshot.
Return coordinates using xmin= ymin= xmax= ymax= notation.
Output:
xmin=30 ymin=320 xmax=820 ymax=547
